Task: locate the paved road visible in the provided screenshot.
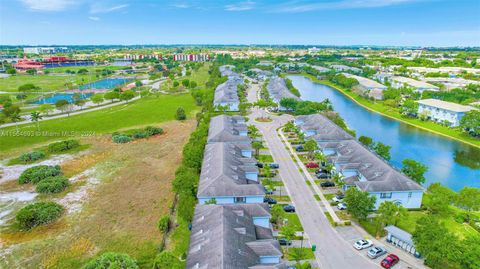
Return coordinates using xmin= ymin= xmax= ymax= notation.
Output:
xmin=245 ymin=83 xmax=377 ymax=268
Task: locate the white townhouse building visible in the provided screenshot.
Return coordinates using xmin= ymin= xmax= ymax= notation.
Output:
xmin=343 ymin=73 xmax=388 ymax=100
xmin=416 ymin=99 xmax=478 ymax=127
xmin=389 ymin=76 xmax=439 ymax=92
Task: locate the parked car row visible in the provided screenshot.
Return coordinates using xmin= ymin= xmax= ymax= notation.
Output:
xmin=353 ymin=239 xmax=400 ymax=268
xmin=256 ymin=162 xmax=280 ymax=169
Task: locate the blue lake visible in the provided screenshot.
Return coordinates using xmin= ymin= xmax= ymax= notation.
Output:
xmin=288 ymin=75 xmax=480 ymax=191
xmin=31 ymin=93 xmax=93 ymax=104
xmin=80 ymin=78 xmax=131 ymax=90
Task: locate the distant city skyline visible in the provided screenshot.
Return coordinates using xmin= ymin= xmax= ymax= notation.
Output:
xmin=1 ymin=0 xmax=479 ymax=47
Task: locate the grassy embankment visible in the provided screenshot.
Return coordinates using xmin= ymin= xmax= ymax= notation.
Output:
xmin=297 ymin=73 xmax=480 ymax=148
xmin=0 ymin=93 xmax=198 ymax=153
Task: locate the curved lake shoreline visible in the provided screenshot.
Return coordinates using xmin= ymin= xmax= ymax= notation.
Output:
xmin=288 ymin=75 xmax=480 ymax=191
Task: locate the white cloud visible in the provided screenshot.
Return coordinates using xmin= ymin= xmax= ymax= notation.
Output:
xmin=19 ymin=0 xmax=77 ymax=11
xmin=90 ymin=3 xmax=129 ymax=14
xmin=274 ymin=0 xmax=425 ymax=13
xmin=88 ymin=16 xmax=100 ymax=21
xmin=225 ymin=1 xmax=255 ymax=11
xmin=171 ymin=3 xmax=191 ymax=9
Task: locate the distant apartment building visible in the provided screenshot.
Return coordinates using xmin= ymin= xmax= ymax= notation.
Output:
xmin=23 ymin=47 xmax=70 ymax=54
xmin=407 ymin=66 xmax=480 ymax=75
xmin=330 ymin=64 xmax=362 ymax=73
xmin=186 ymin=204 xmax=285 ymax=269
xmin=421 ymin=77 xmax=480 ymax=91
xmin=389 ymin=76 xmax=439 ymax=92
xmin=266 ymin=76 xmax=300 ymax=110
xmin=294 ymin=114 xmax=424 ymax=209
xmin=416 ymin=99 xmax=478 ymax=127
xmin=123 ymin=54 xmax=161 ymax=60
xmin=172 ymin=53 xmax=209 ymax=62
xmin=343 ymin=73 xmax=387 ymax=100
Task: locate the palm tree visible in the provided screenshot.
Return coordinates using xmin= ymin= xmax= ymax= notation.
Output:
xmin=248 ymin=125 xmax=260 ymax=139
xmin=30 ymin=111 xmax=42 ymax=131
xmin=279 ymin=224 xmax=296 ymax=254
xmin=252 ymin=141 xmax=263 ymax=157
xmin=10 ymin=112 xmax=22 ymax=132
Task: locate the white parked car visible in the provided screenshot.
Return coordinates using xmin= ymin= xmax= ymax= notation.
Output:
xmin=337 ymin=202 xmax=347 ymax=210
xmin=354 ymin=239 xmax=373 ymax=250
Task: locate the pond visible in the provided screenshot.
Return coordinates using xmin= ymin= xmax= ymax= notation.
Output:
xmin=31 ymin=92 xmax=93 ymax=104
xmin=288 ymin=75 xmax=480 ymax=191
xmin=80 ymin=77 xmax=131 ymax=90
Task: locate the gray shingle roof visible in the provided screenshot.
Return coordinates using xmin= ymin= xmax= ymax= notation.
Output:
xmin=198 ymin=142 xmax=264 ymax=197
xmin=319 ymin=139 xmax=423 ymax=192
xmin=267 ymin=77 xmax=300 ymax=103
xmin=186 ymin=204 xmax=283 ymax=269
xmin=208 ymin=115 xmax=250 ymax=143
xmin=295 ymin=114 xmax=354 ymax=141
xmin=215 ymin=66 xmax=243 ymax=105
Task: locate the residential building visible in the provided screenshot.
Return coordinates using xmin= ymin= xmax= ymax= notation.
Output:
xmin=389 ymin=76 xmax=439 ymax=92
xmin=294 ymin=114 xmax=424 ymax=209
xmin=207 ymin=115 xmax=250 ymax=144
xmin=343 ymin=73 xmax=387 ymax=100
xmin=186 ymin=204 xmax=285 ymax=269
xmin=373 ymin=72 xmax=393 ymax=84
xmin=214 ymin=66 xmax=242 ymax=111
xmin=266 ymin=77 xmax=300 ymax=110
xmin=23 ymin=47 xmax=70 ymax=54
xmin=416 ymin=99 xmax=478 ymax=126
xmin=311 ymin=65 xmax=331 ymax=73
xmin=421 ymin=77 xmax=480 ymax=90
xmin=249 ymin=68 xmax=273 ymax=81
xmin=330 ymin=64 xmax=362 ymax=73
xmin=385 ymin=225 xmax=421 ymax=258
xmin=197 ymin=142 xmax=264 ymax=204
xmin=173 ymin=53 xmax=210 ymax=62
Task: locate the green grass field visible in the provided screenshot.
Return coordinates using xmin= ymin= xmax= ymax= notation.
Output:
xmin=298 ymin=73 xmax=480 ymax=148
xmin=0 ymin=93 xmax=199 ymax=152
xmin=0 ymin=74 xmax=95 ymax=93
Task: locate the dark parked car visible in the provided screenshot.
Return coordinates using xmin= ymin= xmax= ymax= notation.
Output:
xmin=315 ymin=168 xmax=329 ymax=174
xmin=295 ymin=145 xmax=304 ymax=151
xmin=278 ymin=238 xmax=292 ymax=246
xmin=256 ymin=162 xmax=264 ymax=168
xmin=283 ymin=205 xmax=296 ymax=212
xmin=264 ymin=187 xmax=274 ymax=195
xmin=264 ymin=197 xmax=277 ymax=204
xmin=269 ymin=163 xmax=280 ymax=169
xmin=316 ymin=173 xmax=329 ymax=179
xmin=381 ymin=254 xmax=399 ymax=268
xmin=320 ymin=181 xmax=335 ymax=187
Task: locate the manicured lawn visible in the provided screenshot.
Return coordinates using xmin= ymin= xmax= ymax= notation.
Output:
xmin=283 ymin=247 xmax=315 ymax=261
xmin=0 ymin=94 xmax=199 ymax=152
xmin=298 ymin=73 xmax=480 ymax=148
xmin=284 ymin=212 xmax=303 ymax=231
xmin=257 ymin=154 xmax=274 ymax=163
xmin=0 ymin=74 xmax=94 ymax=92
xmin=271 ymin=195 xmax=291 ymax=202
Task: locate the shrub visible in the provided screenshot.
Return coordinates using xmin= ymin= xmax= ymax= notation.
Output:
xmin=158 ymin=215 xmax=171 ymax=234
xmin=16 ymin=202 xmax=64 ymax=229
xmin=144 ymin=126 xmax=163 ymax=136
xmin=82 ymin=252 xmax=139 ymax=269
xmin=35 ymin=176 xmax=69 ymax=194
xmin=18 ymin=165 xmax=62 ymax=184
xmin=152 ymin=251 xmax=183 ymax=269
xmin=112 ymin=134 xmax=132 ymax=144
xmin=132 ymin=131 xmax=147 ymax=139
xmin=48 ymin=139 xmax=80 ymax=153
xmin=176 ymin=107 xmax=186 ymax=120
xmin=18 ymin=151 xmax=46 ymax=163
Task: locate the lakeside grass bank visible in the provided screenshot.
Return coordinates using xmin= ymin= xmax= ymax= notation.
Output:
xmin=295 ymin=73 xmax=480 ymax=148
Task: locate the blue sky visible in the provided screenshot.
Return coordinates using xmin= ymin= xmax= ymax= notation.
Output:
xmin=0 ymin=0 xmax=479 ymax=46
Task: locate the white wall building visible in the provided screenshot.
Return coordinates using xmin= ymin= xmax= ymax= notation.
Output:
xmin=389 ymin=76 xmax=439 ymax=92
xmin=417 ymin=99 xmax=478 ymax=126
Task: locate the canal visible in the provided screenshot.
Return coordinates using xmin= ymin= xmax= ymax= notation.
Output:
xmin=288 ymin=75 xmax=480 ymax=191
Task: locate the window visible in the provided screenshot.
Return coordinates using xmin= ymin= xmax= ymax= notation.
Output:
xmin=234 ymin=197 xmax=246 ymax=203
xmin=408 ymin=192 xmax=412 ymax=198
xmin=380 ymin=192 xmax=392 ymax=199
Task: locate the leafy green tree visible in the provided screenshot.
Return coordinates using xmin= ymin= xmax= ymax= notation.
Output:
xmin=104 ymin=91 xmax=120 ymax=103
xmin=55 ymin=99 xmax=71 ymax=115
xmin=456 ymin=187 xmax=480 ymax=222
xmin=83 ymin=252 xmax=139 ymax=269
xmin=373 ymin=142 xmax=391 ymax=161
xmin=412 ymin=215 xmax=462 ymax=268
xmin=280 ymin=224 xmax=296 ymax=253
xmin=401 ymin=158 xmax=428 ymax=184
xmin=344 ymin=187 xmax=376 ymax=220
xmin=426 ymin=183 xmax=457 ymax=215
xmin=152 ymin=251 xmax=183 ymax=269
xmin=18 ymin=83 xmax=38 ymax=94
xmin=303 ymin=139 xmax=318 ymax=159
xmin=270 ymin=205 xmax=285 ymax=226
xmin=39 ymin=104 xmax=54 ymax=115
xmin=461 ymin=235 xmax=480 ymax=269
xmin=30 ymin=111 xmax=43 ymax=131
xmin=6 ymin=67 xmax=16 ymax=74
xmin=90 ymin=93 xmax=104 ymax=105
xmin=279 ymin=97 xmax=299 ymax=111
xmin=400 ymin=99 xmax=419 ymax=117
xmin=460 ymin=110 xmax=480 ymax=137
xmin=175 ymin=107 xmax=186 ymax=120
xmin=173 ymin=80 xmax=179 ymax=87
xmin=375 ymin=201 xmax=407 ymax=236
xmin=181 ymin=79 xmax=190 ymax=87
xmin=120 ymin=90 xmax=135 ymax=102
xmin=358 ymin=136 xmax=374 ymax=148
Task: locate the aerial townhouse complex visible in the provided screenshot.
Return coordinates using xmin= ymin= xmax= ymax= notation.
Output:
xmin=186 ymin=115 xmax=286 ymax=269
xmin=267 ymin=77 xmax=300 ymax=110
xmin=213 ymin=66 xmax=243 ymax=111
xmin=388 ymin=76 xmax=439 ymax=92
xmin=343 ymin=73 xmax=388 ymax=100
xmin=295 ymin=114 xmax=424 ymax=209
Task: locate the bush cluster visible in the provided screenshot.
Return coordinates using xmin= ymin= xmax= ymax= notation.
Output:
xmin=18 ymin=165 xmax=62 ymax=184
xmin=48 ymin=139 xmax=80 ymax=153
xmin=112 ymin=126 xmax=164 ymax=144
xmin=18 ymin=151 xmax=46 ymax=163
xmin=82 ymin=252 xmax=139 ymax=269
xmin=35 ymin=176 xmax=69 ymax=194
xmin=16 ymin=202 xmax=64 ymax=229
